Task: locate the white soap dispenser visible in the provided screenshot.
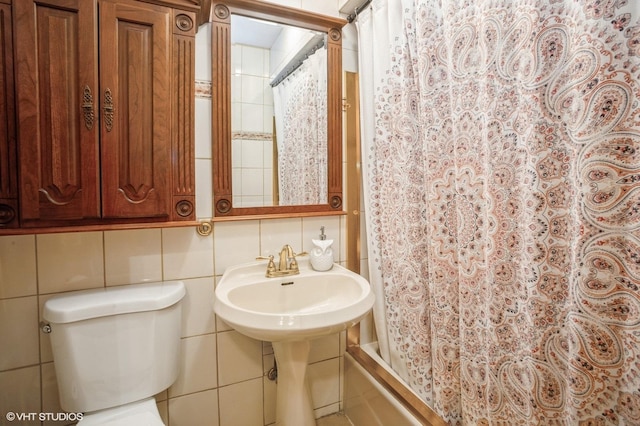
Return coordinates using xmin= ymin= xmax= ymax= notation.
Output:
xmin=310 ymin=226 xmax=334 ymax=271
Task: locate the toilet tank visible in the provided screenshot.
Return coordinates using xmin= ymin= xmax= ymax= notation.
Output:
xmin=43 ymin=281 xmax=186 ymax=413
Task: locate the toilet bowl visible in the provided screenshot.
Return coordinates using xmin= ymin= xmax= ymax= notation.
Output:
xmin=43 ymin=281 xmax=185 ymax=425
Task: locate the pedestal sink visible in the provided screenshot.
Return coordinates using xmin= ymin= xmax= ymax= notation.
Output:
xmin=213 ymin=260 xmax=374 ymax=426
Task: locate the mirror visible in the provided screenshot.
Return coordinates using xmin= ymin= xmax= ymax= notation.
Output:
xmin=210 ymin=0 xmax=346 ymax=218
xmin=231 ymin=15 xmax=327 ymax=207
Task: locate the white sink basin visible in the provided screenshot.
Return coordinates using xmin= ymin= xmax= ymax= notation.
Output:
xmin=214 ymin=260 xmax=374 ymax=342
xmin=214 ymin=259 xmax=374 ymax=425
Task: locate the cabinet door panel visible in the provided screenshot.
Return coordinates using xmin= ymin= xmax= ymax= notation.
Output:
xmin=14 ymin=0 xmax=100 ymax=223
xmin=0 ymin=3 xmax=17 ymax=227
xmin=99 ymin=0 xmax=171 ymax=219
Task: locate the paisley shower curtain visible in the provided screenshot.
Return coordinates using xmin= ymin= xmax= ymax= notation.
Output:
xmin=272 ymin=47 xmax=327 ymax=205
xmin=358 ymin=0 xmax=640 ymax=424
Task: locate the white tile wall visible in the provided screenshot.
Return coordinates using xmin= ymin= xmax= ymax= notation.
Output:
xmin=231 ymin=42 xmax=277 ymax=207
xmin=195 ymin=98 xmax=212 ymax=158
xmin=0 ymin=366 xmax=40 ymax=421
xmin=242 ymin=139 xmax=264 ymax=168
xmin=0 ymin=215 xmax=350 ymax=425
xmin=36 ymin=231 xmax=105 ymax=294
xmin=169 ymin=389 xmax=220 ymax=426
xmin=309 ymin=358 xmax=341 ymax=410
xmin=0 ymin=296 xmax=39 ymax=370
xmin=196 ymin=158 xmax=214 ymax=218
xmin=181 ymin=277 xmax=216 ymax=336
xmin=213 ymin=220 xmax=261 ymax=273
xmin=162 ymin=227 xmax=214 ymax=280
xmin=169 ymin=333 xmax=218 ymax=397
xmin=0 ymin=235 xmax=36 ymax=298
xmin=261 ymin=218 xmax=304 ymax=257
xmin=104 ymin=228 xmax=163 ymax=286
xmin=195 ymin=23 xmax=212 ymax=80
xmin=217 ymin=330 xmax=263 ymax=386
xmin=219 ymin=378 xmax=264 ymax=425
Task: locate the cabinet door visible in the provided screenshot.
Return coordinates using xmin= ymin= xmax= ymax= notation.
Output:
xmin=0 ymin=3 xmax=17 ymax=228
xmin=99 ymin=0 xmax=171 ymax=219
xmin=14 ymin=0 xmax=100 ymax=224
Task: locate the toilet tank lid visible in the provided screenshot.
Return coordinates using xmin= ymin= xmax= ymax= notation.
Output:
xmin=43 ymin=281 xmax=186 ymax=324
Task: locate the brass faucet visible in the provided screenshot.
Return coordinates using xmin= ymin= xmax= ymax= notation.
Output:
xmin=257 ymin=245 xmax=307 ymax=278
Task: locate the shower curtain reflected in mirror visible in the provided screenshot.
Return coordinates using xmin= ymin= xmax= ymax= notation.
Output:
xmin=358 ymin=0 xmax=640 ymax=424
xmin=272 ymin=47 xmax=328 ymax=206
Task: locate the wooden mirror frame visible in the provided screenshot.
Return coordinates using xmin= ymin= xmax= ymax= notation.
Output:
xmin=210 ymin=0 xmax=347 ymax=219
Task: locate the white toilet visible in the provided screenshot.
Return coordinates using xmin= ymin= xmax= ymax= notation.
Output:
xmin=42 ymin=281 xmax=186 ymax=425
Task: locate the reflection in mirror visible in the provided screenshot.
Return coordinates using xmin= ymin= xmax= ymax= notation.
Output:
xmin=230 ymin=15 xmax=327 ymax=207
xmin=210 ymin=0 xmax=346 ymax=218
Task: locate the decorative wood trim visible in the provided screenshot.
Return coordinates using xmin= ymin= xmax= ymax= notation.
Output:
xmin=211 ymin=209 xmax=346 ymax=222
xmin=213 ymin=0 xmax=345 ymax=32
xmin=0 ymin=220 xmax=200 ymax=236
xmin=172 ymin=10 xmax=197 ymax=221
xmin=327 ymin=30 xmax=343 ymax=209
xmin=211 ymin=8 xmax=232 ymax=215
xmin=142 ymin=0 xmax=200 ymax=13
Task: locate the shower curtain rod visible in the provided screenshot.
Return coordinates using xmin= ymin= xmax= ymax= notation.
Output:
xmin=346 ymin=0 xmax=373 ymax=23
xmin=270 ymin=37 xmax=326 ymax=87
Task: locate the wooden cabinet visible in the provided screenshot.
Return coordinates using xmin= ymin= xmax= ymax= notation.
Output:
xmin=11 ymin=0 xmax=197 ymax=229
xmin=0 ymin=1 xmax=17 ymax=228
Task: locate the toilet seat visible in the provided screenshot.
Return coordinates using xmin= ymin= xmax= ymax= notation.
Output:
xmin=78 ymin=397 xmax=164 ymax=426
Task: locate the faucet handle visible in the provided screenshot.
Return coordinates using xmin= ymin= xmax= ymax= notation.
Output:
xmin=287 ymin=251 xmax=308 ymax=273
xmin=256 ymin=255 xmax=276 ymax=276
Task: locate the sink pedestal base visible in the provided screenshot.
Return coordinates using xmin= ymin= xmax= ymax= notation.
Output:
xmin=272 ymin=340 xmax=315 ymax=426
